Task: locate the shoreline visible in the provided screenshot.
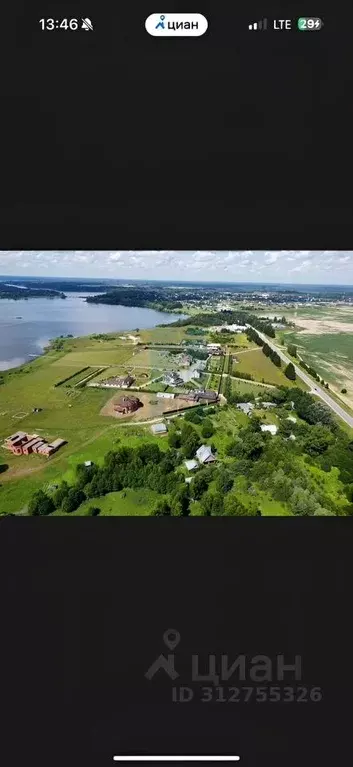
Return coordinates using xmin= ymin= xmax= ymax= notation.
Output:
xmin=0 ymin=303 xmax=188 ymax=375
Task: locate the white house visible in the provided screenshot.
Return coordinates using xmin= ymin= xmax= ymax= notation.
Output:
xmin=196 ymin=445 xmax=216 ymax=465
xmin=286 ymin=415 xmax=297 ymax=423
xmin=260 ymin=424 xmax=278 ymax=435
xmin=237 ymin=402 xmax=254 ymax=416
xmin=156 ymin=392 xmax=175 ymax=399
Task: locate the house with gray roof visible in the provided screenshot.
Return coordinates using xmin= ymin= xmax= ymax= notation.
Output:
xmin=151 ymin=422 xmax=168 ymax=435
xmin=196 ymin=445 xmax=216 ymax=465
xmin=237 ymin=402 xmax=254 ymax=415
xmin=184 ymin=459 xmax=198 ymax=471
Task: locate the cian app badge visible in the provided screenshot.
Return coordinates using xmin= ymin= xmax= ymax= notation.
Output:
xmin=145 ymin=14 xmax=208 ymax=37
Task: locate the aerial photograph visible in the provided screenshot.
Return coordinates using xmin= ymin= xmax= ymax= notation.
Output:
xmin=1 ymin=249 xmax=353 ymax=517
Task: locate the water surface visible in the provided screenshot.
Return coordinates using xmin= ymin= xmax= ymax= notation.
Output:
xmin=0 ymin=292 xmax=184 ymax=371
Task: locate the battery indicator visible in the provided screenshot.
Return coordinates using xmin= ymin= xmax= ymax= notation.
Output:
xmin=297 ymin=17 xmax=323 ymax=30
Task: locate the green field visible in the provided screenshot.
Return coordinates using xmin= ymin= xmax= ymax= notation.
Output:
xmin=0 ymin=333 xmax=175 ymax=513
xmin=224 ymin=378 xmax=275 ymax=397
xmin=207 ymin=356 xmax=223 ymax=373
xmin=138 ymin=326 xmax=188 ymax=344
xmin=0 ymin=419 xmax=170 ymax=514
xmin=233 ymin=349 xmax=295 ymax=386
xmin=2 ymin=309 xmax=351 ymax=518
xmin=127 ymin=348 xmax=180 ymax=369
xmin=283 ymin=330 xmax=353 ymax=388
xmin=52 ymin=488 xmax=161 ymax=516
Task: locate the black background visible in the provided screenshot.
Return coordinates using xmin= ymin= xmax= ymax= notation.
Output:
xmin=2 ymin=2 xmax=353 ymax=247
xmin=1 ymin=520 xmax=353 ymax=766
xmin=1 ymin=2 xmax=353 ymax=765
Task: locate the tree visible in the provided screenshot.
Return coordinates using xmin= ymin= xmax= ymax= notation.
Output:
xmin=223 ymin=493 xmax=255 ymax=516
xmin=284 ymin=362 xmax=296 ymax=381
xmin=192 ymin=469 xmax=212 ymax=499
xmin=200 ymin=490 xmax=224 ymax=516
xmin=184 ymin=408 xmax=203 ymax=424
xmin=136 ymin=443 xmax=161 ymax=465
xmin=168 ymin=429 xmax=181 ymax=448
xmin=215 ymin=467 xmax=234 ymax=494
xmin=152 ymin=498 xmax=171 ymax=516
xmin=170 ymin=485 xmax=190 ymax=516
xmin=28 ymin=490 xmax=55 ymax=516
xmin=182 ymin=431 xmax=201 ymax=459
xmin=302 ymin=424 xmax=334 ymax=456
xmin=241 ymin=432 xmax=265 ymax=459
xmin=278 ymin=419 xmax=293 ymax=438
xmin=61 ymin=488 xmax=86 ymax=514
xmin=341 ymin=388 xmax=347 ymax=394
xmin=75 ymin=463 xmax=96 ymax=490
xmin=287 ymin=344 xmax=297 ymax=358
xmin=270 ymin=350 xmax=281 ymax=367
xmin=53 ymin=481 xmax=70 ymax=509
xmin=88 ymin=506 xmax=101 ymax=516
xmin=201 ymin=418 xmax=214 ymax=439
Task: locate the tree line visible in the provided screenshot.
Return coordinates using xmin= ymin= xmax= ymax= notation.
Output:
xmin=166 ymin=311 xmax=276 ymax=337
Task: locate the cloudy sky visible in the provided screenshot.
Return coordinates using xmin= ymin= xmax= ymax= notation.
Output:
xmin=0 ymin=251 xmax=353 ymax=284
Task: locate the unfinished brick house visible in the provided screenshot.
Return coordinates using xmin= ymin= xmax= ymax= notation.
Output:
xmin=3 ymin=432 xmax=66 ymax=458
xmin=114 ymin=395 xmax=142 ymax=415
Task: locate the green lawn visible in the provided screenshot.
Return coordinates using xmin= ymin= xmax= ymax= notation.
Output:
xmin=221 ymin=378 xmax=275 ymax=399
xmin=0 ymin=423 xmax=169 ymax=514
xmin=53 ymin=347 xmax=135 ymax=367
xmin=139 ymin=326 xmax=188 ymax=344
xmin=52 ymin=488 xmax=161 ymax=516
xmin=233 ymin=349 xmax=292 ymax=386
xmin=257 ymin=494 xmax=292 ymax=516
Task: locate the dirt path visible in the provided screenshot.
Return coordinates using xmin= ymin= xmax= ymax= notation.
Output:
xmin=223 ymin=373 xmax=275 ymax=388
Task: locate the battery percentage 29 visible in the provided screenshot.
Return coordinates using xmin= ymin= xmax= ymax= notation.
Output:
xmin=297 ymin=17 xmax=323 ymax=30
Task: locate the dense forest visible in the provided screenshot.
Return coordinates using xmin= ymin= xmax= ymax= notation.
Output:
xmin=0 ymin=283 xmax=66 ymax=299
xmin=168 ymin=310 xmax=276 ymax=337
xmin=86 ymin=287 xmax=184 ymax=311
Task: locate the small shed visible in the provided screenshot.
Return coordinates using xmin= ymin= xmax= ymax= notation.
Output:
xmin=151 ymin=422 xmax=168 ymax=435
xmin=184 ymin=459 xmax=198 ymax=471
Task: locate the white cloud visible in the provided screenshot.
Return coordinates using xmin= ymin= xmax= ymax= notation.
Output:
xmin=0 ymin=251 xmax=353 ymax=285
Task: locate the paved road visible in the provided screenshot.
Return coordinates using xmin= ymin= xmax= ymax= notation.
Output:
xmin=252 ymin=328 xmax=353 ymax=429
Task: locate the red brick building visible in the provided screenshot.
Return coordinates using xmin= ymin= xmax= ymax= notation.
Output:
xmin=3 ymin=431 xmax=66 ymax=458
xmin=114 ymin=396 xmax=142 ymax=414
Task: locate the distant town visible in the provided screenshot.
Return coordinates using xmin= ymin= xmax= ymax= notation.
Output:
xmin=1 ymin=270 xmax=353 ymax=517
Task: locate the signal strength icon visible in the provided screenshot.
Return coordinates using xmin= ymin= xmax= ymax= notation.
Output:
xmin=248 ymin=18 xmax=268 ymax=30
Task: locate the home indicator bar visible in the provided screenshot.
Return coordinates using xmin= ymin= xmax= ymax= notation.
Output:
xmin=113 ymin=758 xmax=241 ymax=763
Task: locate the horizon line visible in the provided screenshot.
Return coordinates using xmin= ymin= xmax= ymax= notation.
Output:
xmin=1 ymin=274 xmax=353 ymax=288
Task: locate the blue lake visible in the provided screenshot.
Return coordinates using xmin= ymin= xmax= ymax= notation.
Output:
xmin=0 ymin=292 xmax=185 ymax=370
